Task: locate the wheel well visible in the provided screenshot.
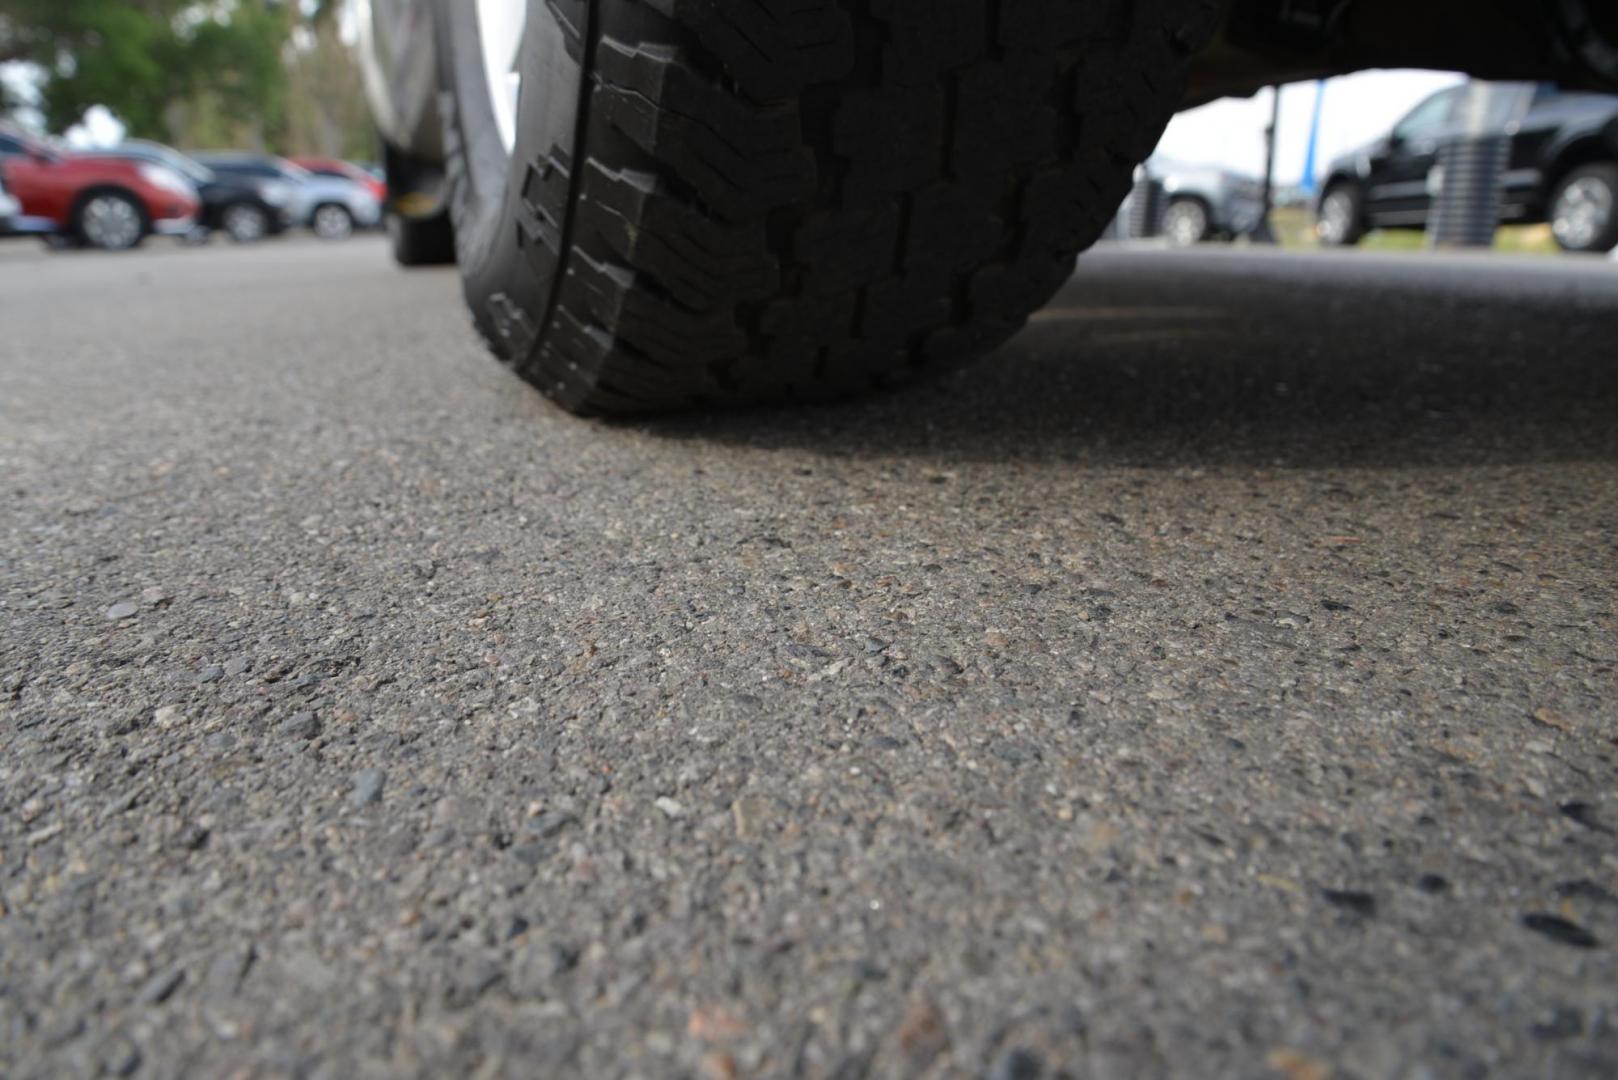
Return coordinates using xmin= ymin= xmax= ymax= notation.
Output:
xmin=69 ymin=186 xmax=149 ymax=233
xmin=1546 ymin=136 xmax=1618 ymax=197
xmin=313 ymin=201 xmax=353 ymax=216
xmin=1316 ymin=176 xmax=1363 ymax=213
xmin=1318 ymin=174 xmax=1357 ymax=197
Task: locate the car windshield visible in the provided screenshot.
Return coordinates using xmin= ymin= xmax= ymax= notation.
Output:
xmin=1394 ymin=87 xmax=1460 ymax=140
xmin=276 ymin=159 xmax=315 ymax=182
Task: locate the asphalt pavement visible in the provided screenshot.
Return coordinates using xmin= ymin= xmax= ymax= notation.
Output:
xmin=2 ymin=235 xmax=1616 ymax=1079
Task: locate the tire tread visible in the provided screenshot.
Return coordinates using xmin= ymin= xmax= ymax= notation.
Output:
xmin=480 ymin=0 xmax=1221 ymax=413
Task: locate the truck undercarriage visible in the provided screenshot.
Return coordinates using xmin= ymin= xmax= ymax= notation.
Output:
xmin=1189 ymin=0 xmax=1618 ymax=106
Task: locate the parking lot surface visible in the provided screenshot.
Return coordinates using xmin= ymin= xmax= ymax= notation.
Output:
xmin=3 ymin=237 xmax=1616 ymax=1078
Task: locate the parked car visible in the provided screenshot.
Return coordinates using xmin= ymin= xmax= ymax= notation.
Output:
xmin=1144 ymin=158 xmax=1268 ymax=244
xmin=109 ymin=140 xmax=291 ymax=243
xmin=0 ymin=127 xmax=199 ymax=250
xmin=290 ymin=156 xmax=388 ymax=204
xmin=192 ymin=153 xmax=382 ymax=240
xmin=1317 ymin=83 xmax=1618 ymax=253
xmin=357 ymin=1 xmax=1618 ymax=415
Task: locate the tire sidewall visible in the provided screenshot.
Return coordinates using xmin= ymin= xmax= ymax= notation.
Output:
xmin=313 ymin=203 xmax=356 ymax=241
xmin=224 ymin=202 xmax=269 ymax=243
xmin=76 ymin=190 xmax=148 ymax=251
xmin=439 ymin=0 xmax=584 ymax=359
xmin=1164 ymin=199 xmax=1208 ymax=245
xmin=1317 ymin=183 xmax=1363 ymax=246
xmin=1549 ymin=165 xmax=1618 ymax=253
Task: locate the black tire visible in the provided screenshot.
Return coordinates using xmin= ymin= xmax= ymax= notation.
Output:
xmin=221 ymin=202 xmax=272 ymax=244
xmin=441 ymin=0 xmax=1219 ymax=415
xmin=311 ymin=203 xmax=356 ymax=241
xmin=1548 ymin=163 xmax=1618 ymax=253
xmin=1315 ymin=181 xmax=1365 ymax=248
xmin=388 ymin=210 xmax=457 ymax=267
xmin=72 ymin=189 xmax=148 ymax=251
xmin=1162 ymin=197 xmax=1211 ymax=246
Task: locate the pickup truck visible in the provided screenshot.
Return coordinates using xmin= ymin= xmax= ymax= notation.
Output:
xmin=1316 ymin=82 xmax=1618 ymax=252
xmin=354 ymin=0 xmax=1618 ymax=415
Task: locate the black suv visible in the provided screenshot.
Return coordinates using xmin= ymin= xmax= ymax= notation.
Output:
xmin=1317 ymin=83 xmax=1618 ymax=253
xmin=106 ymin=140 xmax=289 ymax=244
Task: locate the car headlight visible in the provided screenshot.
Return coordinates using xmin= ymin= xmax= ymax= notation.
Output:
xmin=138 ymin=164 xmax=197 ymax=199
xmin=259 ymin=181 xmax=294 ymax=207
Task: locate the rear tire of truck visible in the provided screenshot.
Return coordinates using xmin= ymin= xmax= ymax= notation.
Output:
xmin=440 ymin=0 xmax=1219 ymax=415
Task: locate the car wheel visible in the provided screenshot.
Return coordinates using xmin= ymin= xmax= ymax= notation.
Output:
xmin=75 ymin=191 xmax=147 ymax=251
xmin=1162 ymin=198 xmax=1211 ymax=246
xmin=1549 ymin=164 xmax=1618 ymax=253
xmin=1316 ymin=183 xmax=1365 ymax=247
xmin=222 ymin=202 xmax=271 ymax=244
xmin=436 ymin=0 xmax=1219 ymax=415
xmin=312 ymin=203 xmax=356 ymax=241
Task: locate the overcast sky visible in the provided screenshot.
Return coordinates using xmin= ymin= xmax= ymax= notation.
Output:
xmin=1157 ymin=69 xmax=1465 ymax=183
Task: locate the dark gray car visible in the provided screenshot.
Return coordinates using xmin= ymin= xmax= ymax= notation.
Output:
xmin=1146 ymin=158 xmax=1268 ymax=244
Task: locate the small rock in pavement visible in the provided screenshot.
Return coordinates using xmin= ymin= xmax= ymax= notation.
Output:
xmin=278 ymin=712 xmax=321 ymax=741
xmin=135 ymin=967 xmax=185 ymax=1006
xmin=351 ymin=769 xmax=386 ymax=808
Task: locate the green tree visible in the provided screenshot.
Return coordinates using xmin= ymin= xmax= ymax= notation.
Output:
xmin=0 ymin=0 xmax=309 ymax=142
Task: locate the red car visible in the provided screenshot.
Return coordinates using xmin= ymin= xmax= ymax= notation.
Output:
xmin=290 ymin=157 xmax=387 ymax=204
xmin=0 ymin=128 xmax=200 ymax=250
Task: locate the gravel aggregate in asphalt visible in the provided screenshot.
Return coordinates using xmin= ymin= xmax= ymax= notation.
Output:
xmin=2 ymin=237 xmax=1616 ymax=1078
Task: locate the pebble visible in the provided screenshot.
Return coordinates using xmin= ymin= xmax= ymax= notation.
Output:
xmin=351 ymin=769 xmax=386 ymax=808
xmin=1521 ymin=913 xmax=1599 ymax=948
xmin=104 ymin=602 xmax=139 ymax=621
xmin=223 ymin=656 xmax=251 ymax=676
xmin=140 ymin=587 xmax=170 ymax=606
xmin=173 ymin=824 xmax=210 ymax=851
xmin=27 ymin=822 xmax=65 ymax=846
xmin=655 ymin=797 xmax=686 ymax=819
xmin=278 ymin=713 xmax=321 ymax=741
xmin=526 ymin=811 xmax=576 ymax=838
xmin=153 ymin=705 xmax=185 ymax=730
xmin=1321 ymin=889 xmax=1377 ymax=917
xmin=135 ymin=967 xmax=185 ymax=1005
